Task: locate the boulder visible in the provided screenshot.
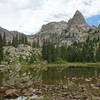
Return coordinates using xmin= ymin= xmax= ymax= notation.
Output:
xmin=0 ymin=87 xmax=8 ymax=93
xmin=5 ymin=89 xmax=20 ymax=98
xmin=24 ymin=90 xmax=33 ymax=96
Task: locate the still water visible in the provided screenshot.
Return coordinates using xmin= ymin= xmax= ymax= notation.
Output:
xmin=1 ymin=66 xmax=100 ymax=99
xmin=42 ymin=66 xmax=100 ymax=84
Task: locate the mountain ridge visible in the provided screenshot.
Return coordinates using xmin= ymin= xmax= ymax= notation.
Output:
xmin=0 ymin=10 xmax=100 ymax=46
xmin=31 ymin=10 xmax=100 ymax=46
xmin=0 ymin=26 xmax=28 ymax=42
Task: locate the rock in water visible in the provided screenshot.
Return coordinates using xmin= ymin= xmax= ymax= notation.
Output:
xmin=5 ymin=89 xmax=20 ymax=98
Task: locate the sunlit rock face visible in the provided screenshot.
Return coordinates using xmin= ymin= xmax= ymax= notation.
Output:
xmin=41 ymin=21 xmax=68 ymax=34
xmin=68 ymin=10 xmax=87 ymax=26
xmin=32 ymin=10 xmax=95 ymax=46
xmin=67 ymin=10 xmax=90 ymax=33
xmin=98 ymin=24 xmax=100 ymax=29
xmin=0 ymin=27 xmax=26 ymax=41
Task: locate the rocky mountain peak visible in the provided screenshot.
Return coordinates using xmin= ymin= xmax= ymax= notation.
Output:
xmin=91 ymin=25 xmax=97 ymax=30
xmin=98 ymin=24 xmax=100 ymax=29
xmin=40 ymin=21 xmax=68 ymax=33
xmin=68 ymin=10 xmax=87 ymax=27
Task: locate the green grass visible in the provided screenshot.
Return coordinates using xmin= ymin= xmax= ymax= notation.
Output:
xmin=19 ymin=62 xmax=100 ymax=69
xmin=69 ymin=62 xmax=100 ymax=67
xmin=32 ymin=62 xmax=100 ymax=68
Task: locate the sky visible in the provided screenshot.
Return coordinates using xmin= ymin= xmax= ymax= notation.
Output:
xmin=0 ymin=0 xmax=100 ymax=35
xmin=86 ymin=15 xmax=100 ymax=27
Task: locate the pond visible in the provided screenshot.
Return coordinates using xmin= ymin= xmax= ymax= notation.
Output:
xmin=0 ymin=70 xmax=38 ymax=100
xmin=0 ymin=72 xmax=5 ymax=100
xmin=42 ymin=66 xmax=100 ymax=84
xmin=1 ymin=66 xmax=100 ymax=99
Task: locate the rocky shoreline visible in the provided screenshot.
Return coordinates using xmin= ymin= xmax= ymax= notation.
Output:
xmin=1 ymin=76 xmax=100 ymax=100
xmin=1 ymin=64 xmax=100 ymax=100
xmin=0 ymin=79 xmax=43 ymax=100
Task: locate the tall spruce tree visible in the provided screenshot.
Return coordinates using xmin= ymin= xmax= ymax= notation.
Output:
xmin=0 ymin=34 xmax=3 ymax=63
xmin=3 ymin=32 xmax=6 ymax=46
xmin=24 ymin=35 xmax=28 ymax=45
xmin=12 ymin=35 xmax=18 ymax=48
xmin=42 ymin=42 xmax=57 ymax=63
xmin=42 ymin=40 xmax=48 ymax=60
xmin=95 ymin=43 xmax=100 ymax=62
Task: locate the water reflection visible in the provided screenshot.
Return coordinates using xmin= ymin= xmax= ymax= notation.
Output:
xmin=0 ymin=72 xmax=3 ymax=87
xmin=0 ymin=72 xmax=4 ymax=100
xmin=42 ymin=66 xmax=100 ymax=84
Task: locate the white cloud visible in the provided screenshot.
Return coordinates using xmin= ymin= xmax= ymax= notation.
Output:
xmin=0 ymin=0 xmax=100 ymax=34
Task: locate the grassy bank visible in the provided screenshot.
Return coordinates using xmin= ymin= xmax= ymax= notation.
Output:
xmin=30 ymin=62 xmax=100 ymax=68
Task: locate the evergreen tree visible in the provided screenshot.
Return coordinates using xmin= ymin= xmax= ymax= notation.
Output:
xmin=32 ymin=41 xmax=36 ymax=48
xmin=95 ymin=43 xmax=100 ymax=62
xmin=48 ymin=43 xmax=57 ymax=63
xmin=60 ymin=46 xmax=67 ymax=60
xmin=3 ymin=32 xmax=6 ymax=46
xmin=42 ymin=42 xmax=57 ymax=63
xmin=87 ymin=45 xmax=94 ymax=62
xmin=12 ymin=35 xmax=19 ymax=48
xmin=7 ymin=41 xmax=12 ymax=46
xmin=24 ymin=35 xmax=28 ymax=45
xmin=12 ymin=36 xmax=15 ymax=47
xmin=36 ymin=38 xmax=40 ymax=48
xmin=42 ymin=40 xmax=48 ymax=60
xmin=0 ymin=34 xmax=3 ymax=63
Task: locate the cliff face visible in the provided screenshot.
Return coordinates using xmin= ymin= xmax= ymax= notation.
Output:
xmin=31 ymin=21 xmax=68 ymax=46
xmin=67 ymin=10 xmax=90 ymax=33
xmin=68 ymin=10 xmax=86 ymax=26
xmin=40 ymin=21 xmax=68 ymax=34
xmin=0 ymin=27 xmax=14 ymax=40
xmin=32 ymin=10 xmax=100 ymax=46
xmin=0 ymin=27 xmax=27 ymax=42
xmin=98 ymin=24 xmax=100 ymax=29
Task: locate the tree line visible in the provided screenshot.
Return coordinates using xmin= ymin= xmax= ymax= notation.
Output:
xmin=42 ymin=37 xmax=100 ymax=63
xmin=11 ymin=34 xmax=28 ymax=47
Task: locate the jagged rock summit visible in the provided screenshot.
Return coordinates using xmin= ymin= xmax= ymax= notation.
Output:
xmin=98 ymin=24 xmax=100 ymax=29
xmin=40 ymin=10 xmax=88 ymax=33
xmin=68 ymin=10 xmax=87 ymax=26
xmin=67 ymin=10 xmax=90 ymax=33
xmin=40 ymin=21 xmax=68 ymax=34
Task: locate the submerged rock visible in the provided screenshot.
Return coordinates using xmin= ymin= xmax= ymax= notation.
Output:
xmin=5 ymin=89 xmax=20 ymax=98
xmin=0 ymin=87 xmax=8 ymax=93
xmin=24 ymin=91 xmax=33 ymax=96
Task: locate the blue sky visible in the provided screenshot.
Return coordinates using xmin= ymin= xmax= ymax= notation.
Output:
xmin=86 ymin=15 xmax=100 ymax=27
xmin=0 ymin=0 xmax=100 ymax=34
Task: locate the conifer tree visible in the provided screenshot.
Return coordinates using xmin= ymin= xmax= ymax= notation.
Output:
xmin=42 ymin=40 xmax=48 ymax=60
xmin=12 ymin=35 xmax=19 ymax=48
xmin=0 ymin=34 xmax=3 ymax=63
xmin=95 ymin=43 xmax=100 ymax=62
xmin=42 ymin=42 xmax=57 ymax=63
xmin=7 ymin=41 xmax=12 ymax=46
xmin=3 ymin=32 xmax=6 ymax=46
xmin=24 ymin=35 xmax=28 ymax=45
